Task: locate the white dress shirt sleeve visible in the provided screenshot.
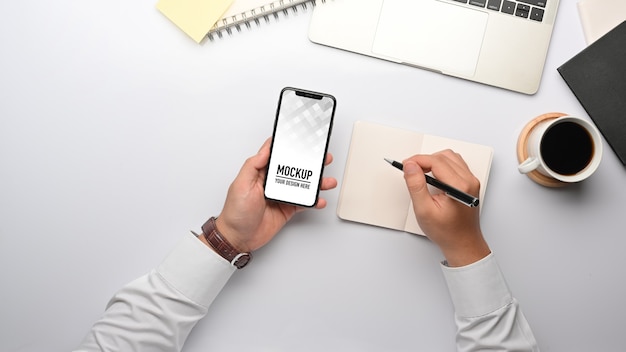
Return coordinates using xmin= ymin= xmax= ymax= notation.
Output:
xmin=441 ymin=253 xmax=539 ymax=352
xmin=76 ymin=235 xmax=538 ymax=352
xmin=75 ymin=232 xmax=236 ymax=352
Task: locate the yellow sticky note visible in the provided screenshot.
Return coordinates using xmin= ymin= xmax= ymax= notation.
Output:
xmin=157 ymin=0 xmax=234 ymax=43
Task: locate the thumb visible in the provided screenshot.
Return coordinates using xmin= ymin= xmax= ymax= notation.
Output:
xmin=235 ymin=141 xmax=270 ymax=186
xmin=403 ymin=161 xmax=433 ymax=207
xmin=251 ymin=140 xmax=271 ymax=171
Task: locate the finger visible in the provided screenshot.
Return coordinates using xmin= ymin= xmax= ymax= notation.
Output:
xmin=434 ymin=149 xmax=469 ymax=175
xmin=314 ymin=198 xmax=327 ymax=209
xmin=245 ymin=139 xmax=271 ymax=172
xmin=234 ymin=140 xmax=271 ymax=186
xmin=429 ymin=150 xmax=479 ymax=194
xmin=403 ymin=160 xmax=435 ymax=209
xmin=259 ymin=137 xmax=272 ymax=153
xmin=324 ymin=153 xmax=334 ymax=166
xmin=320 ymin=177 xmax=338 ymax=191
xmin=411 ymin=152 xmax=464 ymax=186
xmin=404 ymin=154 xmax=433 ymax=171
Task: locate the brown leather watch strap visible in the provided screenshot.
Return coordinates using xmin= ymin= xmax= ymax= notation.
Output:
xmin=201 ymin=217 xmax=251 ymax=269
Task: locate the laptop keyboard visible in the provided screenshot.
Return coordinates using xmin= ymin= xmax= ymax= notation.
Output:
xmin=450 ymin=0 xmax=547 ymax=22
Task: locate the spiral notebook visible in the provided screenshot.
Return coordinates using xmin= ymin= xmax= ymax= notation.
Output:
xmin=157 ymin=0 xmax=324 ymax=43
xmin=208 ymin=0 xmax=326 ymax=40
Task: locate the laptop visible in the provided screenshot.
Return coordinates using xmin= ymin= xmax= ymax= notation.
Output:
xmin=309 ymin=0 xmax=560 ymax=94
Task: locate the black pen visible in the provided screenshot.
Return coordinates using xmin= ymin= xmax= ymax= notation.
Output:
xmin=384 ymin=158 xmax=479 ymax=208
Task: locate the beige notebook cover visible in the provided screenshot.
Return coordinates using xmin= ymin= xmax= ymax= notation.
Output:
xmin=337 ymin=121 xmax=494 ymax=236
xmin=578 ymin=0 xmax=626 ymax=45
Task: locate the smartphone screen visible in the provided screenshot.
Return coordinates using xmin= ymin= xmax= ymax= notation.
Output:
xmin=264 ymin=87 xmax=337 ymax=207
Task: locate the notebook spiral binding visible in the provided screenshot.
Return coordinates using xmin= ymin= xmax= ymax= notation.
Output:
xmin=207 ymin=0 xmax=326 ymax=40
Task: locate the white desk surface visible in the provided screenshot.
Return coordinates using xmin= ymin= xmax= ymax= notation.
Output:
xmin=2 ymin=1 xmax=625 ymax=351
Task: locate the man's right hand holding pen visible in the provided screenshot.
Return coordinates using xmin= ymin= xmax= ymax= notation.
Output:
xmin=402 ymin=149 xmax=491 ymax=267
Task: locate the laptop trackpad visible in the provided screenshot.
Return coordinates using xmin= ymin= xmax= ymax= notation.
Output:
xmin=372 ymin=0 xmax=488 ymax=77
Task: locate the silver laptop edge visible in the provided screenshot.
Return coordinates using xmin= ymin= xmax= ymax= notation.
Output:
xmin=309 ymin=0 xmax=561 ymax=95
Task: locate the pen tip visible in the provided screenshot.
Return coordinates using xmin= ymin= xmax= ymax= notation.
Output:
xmin=384 ymin=158 xmax=392 ymax=164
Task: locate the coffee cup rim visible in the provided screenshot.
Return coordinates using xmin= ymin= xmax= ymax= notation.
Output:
xmin=538 ymin=116 xmax=603 ymax=182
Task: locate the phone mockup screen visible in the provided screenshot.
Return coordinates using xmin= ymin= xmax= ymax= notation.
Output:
xmin=264 ymin=87 xmax=336 ymax=207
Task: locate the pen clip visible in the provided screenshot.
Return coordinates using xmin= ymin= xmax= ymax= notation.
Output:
xmin=445 ymin=192 xmax=479 ymax=207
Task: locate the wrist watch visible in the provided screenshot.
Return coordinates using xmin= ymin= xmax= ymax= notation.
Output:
xmin=201 ymin=217 xmax=252 ymax=269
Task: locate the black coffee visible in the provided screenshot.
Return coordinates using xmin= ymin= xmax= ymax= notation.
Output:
xmin=540 ymin=121 xmax=594 ymax=175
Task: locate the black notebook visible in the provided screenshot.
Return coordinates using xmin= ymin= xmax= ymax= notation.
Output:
xmin=557 ymin=20 xmax=626 ymax=166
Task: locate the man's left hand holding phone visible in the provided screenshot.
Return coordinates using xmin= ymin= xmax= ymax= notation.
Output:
xmin=212 ymin=87 xmax=338 ymax=265
xmin=263 ymin=87 xmax=337 ymax=207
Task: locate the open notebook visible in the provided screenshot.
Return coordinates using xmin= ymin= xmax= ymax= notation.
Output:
xmin=337 ymin=121 xmax=494 ymax=235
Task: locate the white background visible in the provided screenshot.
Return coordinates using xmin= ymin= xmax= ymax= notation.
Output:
xmin=1 ymin=1 xmax=625 ymax=351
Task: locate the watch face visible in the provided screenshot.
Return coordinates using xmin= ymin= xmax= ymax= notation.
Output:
xmin=233 ymin=253 xmax=251 ymax=269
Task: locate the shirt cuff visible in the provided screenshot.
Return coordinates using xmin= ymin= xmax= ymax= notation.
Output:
xmin=440 ymin=253 xmax=513 ymax=318
xmin=157 ymin=232 xmax=236 ymax=308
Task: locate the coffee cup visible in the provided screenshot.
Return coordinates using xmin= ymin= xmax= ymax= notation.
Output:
xmin=518 ymin=116 xmax=602 ymax=183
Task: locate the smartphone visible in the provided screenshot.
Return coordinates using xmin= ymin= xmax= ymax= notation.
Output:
xmin=264 ymin=87 xmax=337 ymax=207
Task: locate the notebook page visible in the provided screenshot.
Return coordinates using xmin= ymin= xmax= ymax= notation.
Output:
xmin=337 ymin=121 xmax=423 ymax=232
xmin=404 ymin=134 xmax=494 ymax=234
